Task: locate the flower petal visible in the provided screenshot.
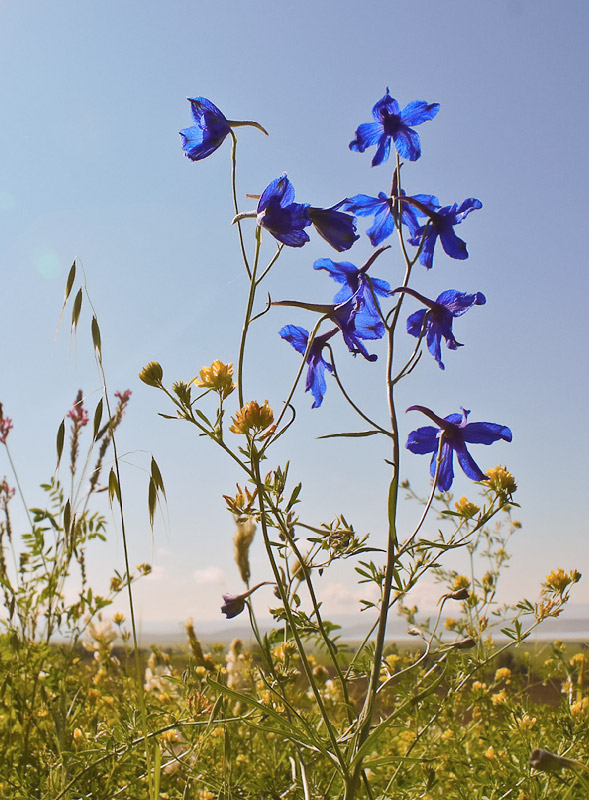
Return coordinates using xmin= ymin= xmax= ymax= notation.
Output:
xmin=406 ymin=425 xmax=439 ymax=455
xmin=400 ymin=100 xmax=440 ymax=126
xmin=349 ymin=122 xmax=383 ymax=153
xmin=462 ymin=422 xmax=513 ymax=445
xmin=431 ymin=441 xmax=455 ymax=491
xmin=454 ymin=442 xmax=488 ymax=482
xmin=393 ymin=126 xmax=422 ymax=161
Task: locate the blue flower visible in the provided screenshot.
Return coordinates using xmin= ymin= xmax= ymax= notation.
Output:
xmin=180 ymin=97 xmax=268 ymax=162
xmin=350 ymin=89 xmax=440 ymax=166
xmin=279 ymin=325 xmax=336 ymax=407
xmin=306 ymin=206 xmax=359 ymax=252
xmin=313 ymin=257 xmax=390 ymax=336
xmin=395 ymin=287 xmax=486 ymax=369
xmin=406 ymin=406 xmax=512 ymax=492
xmin=407 ymin=197 xmax=482 ymax=269
xmin=257 ymin=174 xmax=311 ymax=247
xmin=340 ymin=191 xmax=439 ymax=246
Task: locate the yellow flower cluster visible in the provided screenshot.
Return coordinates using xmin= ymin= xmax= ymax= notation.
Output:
xmin=454 ymin=496 xmax=480 ymax=518
xmin=494 ymin=667 xmax=512 ymax=683
xmin=452 ymin=575 xmax=470 ymax=591
xmin=544 ymin=568 xmax=582 ymax=594
xmin=230 ymin=400 xmax=274 ymax=436
xmin=484 ymin=465 xmax=517 ymax=495
xmin=194 ymin=360 xmax=235 ymax=399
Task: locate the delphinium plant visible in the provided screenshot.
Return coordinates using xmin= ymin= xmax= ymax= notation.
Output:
xmin=136 ymin=89 xmax=584 ymax=800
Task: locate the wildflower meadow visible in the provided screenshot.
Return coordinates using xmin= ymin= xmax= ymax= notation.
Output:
xmin=1 ymin=3 xmax=589 ymax=799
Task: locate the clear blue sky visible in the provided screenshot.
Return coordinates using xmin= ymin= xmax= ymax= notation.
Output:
xmin=1 ymin=0 xmax=587 ymax=632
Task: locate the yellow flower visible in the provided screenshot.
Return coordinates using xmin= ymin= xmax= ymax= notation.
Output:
xmin=494 ymin=667 xmax=512 ymax=683
xmin=571 ymin=698 xmax=589 ymax=719
xmin=454 ymin=497 xmax=480 ymax=518
xmin=491 ymin=689 xmax=508 ymax=705
xmin=485 ymin=746 xmax=496 ymax=760
xmin=519 ymin=714 xmax=537 ymax=729
xmin=113 ymin=612 xmax=125 ymax=625
xmin=194 ymin=360 xmax=235 ymax=399
xmin=545 ymin=568 xmax=581 ymax=594
xmin=73 ymin=727 xmax=84 ymax=742
xmin=452 ymin=575 xmax=470 ymax=591
xmin=229 ymin=400 xmax=274 ymax=436
xmin=442 ymin=729 xmax=454 ymax=741
xmin=139 ymin=361 xmax=164 ymax=387
xmin=570 ymin=653 xmax=588 ymax=669
xmin=484 ymin=466 xmax=517 ymax=494
xmin=444 ymin=618 xmax=457 ymax=631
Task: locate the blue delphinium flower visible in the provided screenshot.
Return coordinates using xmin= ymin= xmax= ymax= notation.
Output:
xmin=180 ymin=97 xmax=268 ymax=162
xmin=393 ymin=287 xmax=486 ymax=369
xmin=234 ymin=174 xmax=358 ymax=250
xmin=306 ymin=206 xmax=359 ymax=252
xmin=340 ymin=191 xmax=439 ymax=246
xmin=313 ymin=256 xmax=391 ymax=329
xmin=279 ymin=326 xmax=337 ymax=407
xmin=406 ymin=405 xmax=512 ymax=491
xmin=256 ymin=174 xmax=312 ymax=247
xmin=406 ymin=197 xmax=482 ymax=269
xmin=350 ymin=88 xmax=440 ymax=166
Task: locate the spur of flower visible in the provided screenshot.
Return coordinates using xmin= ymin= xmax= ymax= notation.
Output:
xmin=406 ymin=405 xmax=512 ymax=491
xmin=234 ymin=174 xmax=357 ymax=250
xmin=404 ymin=196 xmax=482 ymax=269
xmin=349 ymin=88 xmax=439 ymax=166
xmin=392 ymin=287 xmax=486 ymax=369
xmin=179 ymin=97 xmax=268 ymax=162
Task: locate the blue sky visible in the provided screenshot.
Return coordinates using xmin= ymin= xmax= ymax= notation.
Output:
xmin=0 ymin=0 xmax=587 ymax=632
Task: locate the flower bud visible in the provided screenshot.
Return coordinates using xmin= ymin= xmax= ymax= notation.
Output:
xmin=139 ymin=361 xmax=164 ymax=387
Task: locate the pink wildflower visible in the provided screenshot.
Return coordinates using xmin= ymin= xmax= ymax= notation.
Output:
xmin=0 ymin=404 xmax=13 ymax=444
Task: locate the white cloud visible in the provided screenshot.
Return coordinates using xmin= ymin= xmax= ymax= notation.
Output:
xmin=193 ymin=566 xmax=226 ymax=586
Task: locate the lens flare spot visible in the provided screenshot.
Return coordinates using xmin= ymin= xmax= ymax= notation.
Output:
xmin=34 ymin=248 xmax=62 ymax=279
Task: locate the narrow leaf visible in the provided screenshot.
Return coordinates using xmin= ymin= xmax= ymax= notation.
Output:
xmin=93 ymin=399 xmax=104 ymax=441
xmin=108 ymin=468 xmax=121 ymax=504
xmin=71 ymin=288 xmax=83 ymax=332
xmin=91 ymin=316 xmax=101 ymax=356
xmin=65 ymin=261 xmax=76 ymax=303
xmin=150 ymin=457 xmax=166 ymax=499
xmin=317 ymin=430 xmax=381 ymax=440
xmin=148 ymin=477 xmax=157 ymax=527
xmin=64 ymin=500 xmax=71 ymax=535
xmin=56 ymin=419 xmax=65 ymax=466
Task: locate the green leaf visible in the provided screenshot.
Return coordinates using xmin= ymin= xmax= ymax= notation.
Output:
xmin=108 ymin=468 xmax=121 ymax=504
xmin=56 ymin=419 xmax=65 ymax=467
xmin=71 ymin=288 xmax=83 ymax=332
xmin=317 ymin=430 xmax=381 ymax=440
xmin=64 ymin=261 xmax=76 ymax=303
xmin=150 ymin=457 xmax=166 ymax=499
xmin=91 ymin=315 xmax=101 ymax=356
xmin=63 ymin=500 xmax=71 ymax=535
xmin=93 ymin=399 xmax=103 ymax=441
xmin=148 ymin=477 xmax=157 ymax=528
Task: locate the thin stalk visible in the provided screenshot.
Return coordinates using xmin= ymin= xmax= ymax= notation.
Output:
xmin=229 ymin=131 xmax=251 ymax=279
xmin=237 ymin=226 xmax=262 ymax=408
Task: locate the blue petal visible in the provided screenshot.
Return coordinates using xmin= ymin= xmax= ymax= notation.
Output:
xmin=418 ymin=229 xmax=438 ymax=269
xmin=439 ymin=228 xmax=469 ymax=260
xmin=279 ymin=324 xmax=309 ymax=356
xmin=367 ymin=205 xmax=396 ymax=246
xmin=436 ymin=290 xmax=486 ymax=316
xmin=372 ymin=90 xmax=399 ymax=121
xmin=400 ymin=100 xmax=440 ymax=126
xmin=313 ymin=258 xmax=358 ymax=285
xmin=349 ymin=122 xmax=383 ymax=153
xmin=462 ymin=422 xmax=513 ymax=445
xmin=431 ymin=441 xmax=455 ymax=491
xmin=308 ymin=208 xmax=359 ymax=252
xmin=426 ymin=327 xmax=444 ymax=369
xmin=393 ymin=126 xmax=421 ymax=161
xmin=372 ymin=134 xmax=391 ymax=166
xmin=188 ymin=97 xmax=226 ymax=124
xmin=407 ymin=308 xmax=428 ymax=338
xmin=339 ymin=194 xmax=386 ymax=216
xmin=454 ymin=198 xmax=483 ymax=222
xmin=454 ymin=442 xmax=487 ymax=482
xmin=406 ymin=425 xmax=439 ymax=455
xmin=258 ymin=174 xmax=295 ymax=213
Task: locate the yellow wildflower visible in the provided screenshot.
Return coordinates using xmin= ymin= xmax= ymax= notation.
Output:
xmin=194 ymin=360 xmax=235 ymax=399
xmin=454 ymin=497 xmax=480 ymax=518
xmin=229 ymin=400 xmax=274 ymax=436
xmin=571 ymin=698 xmax=589 ymax=719
xmin=494 ymin=667 xmax=512 ymax=683
xmin=484 ymin=466 xmax=517 ymax=494
xmin=452 ymin=575 xmax=470 ymax=591
xmin=491 ymin=689 xmax=508 ymax=705
xmin=545 ymin=568 xmax=581 ymax=594
xmin=485 ymin=746 xmax=496 ymax=760
xmin=444 ymin=618 xmax=457 ymax=631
